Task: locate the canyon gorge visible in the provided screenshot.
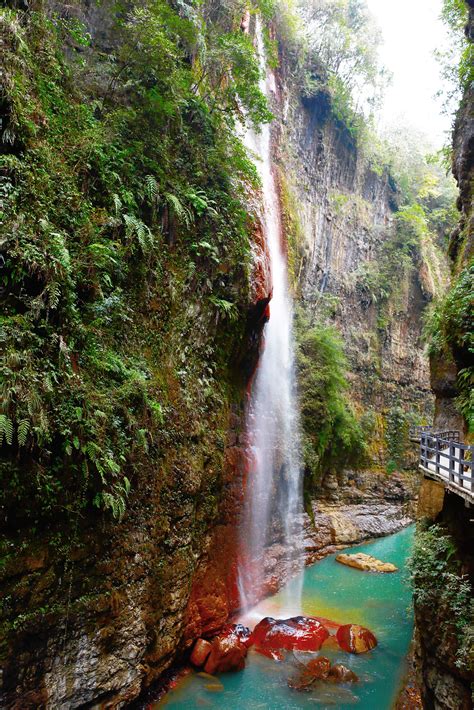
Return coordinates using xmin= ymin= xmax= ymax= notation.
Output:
xmin=0 ymin=0 xmax=472 ymax=708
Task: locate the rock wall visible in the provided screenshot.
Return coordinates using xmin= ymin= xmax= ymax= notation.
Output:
xmin=0 ymin=2 xmax=268 ymax=707
xmin=413 ymin=493 xmax=474 ymax=710
xmin=414 ymin=2 xmax=474 ymax=707
xmin=275 ymin=56 xmax=443 ymax=473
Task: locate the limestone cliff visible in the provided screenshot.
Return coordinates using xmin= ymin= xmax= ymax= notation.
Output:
xmin=276 ymin=60 xmax=447 ymax=479
xmin=0 ymin=1 xmax=266 ymax=706
xmin=413 ymin=2 xmax=474 ymax=707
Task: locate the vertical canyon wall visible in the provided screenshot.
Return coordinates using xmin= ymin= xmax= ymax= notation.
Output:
xmin=414 ymin=2 xmax=474 ymax=707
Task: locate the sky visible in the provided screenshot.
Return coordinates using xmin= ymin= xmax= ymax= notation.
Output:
xmin=365 ymin=0 xmax=452 ymax=148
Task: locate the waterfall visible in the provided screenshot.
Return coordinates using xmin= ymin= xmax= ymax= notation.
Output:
xmin=238 ymin=19 xmax=303 ymax=613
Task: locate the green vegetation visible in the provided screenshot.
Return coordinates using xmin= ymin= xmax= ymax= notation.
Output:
xmin=272 ymin=0 xmax=388 ymax=139
xmin=437 ymin=0 xmax=474 ymax=117
xmin=279 ymin=170 xmax=305 ymax=289
xmin=422 ymin=1 xmax=474 ymax=434
xmin=426 ymin=260 xmax=474 ymax=431
xmin=410 ymin=523 xmax=474 ymax=673
xmin=0 ymin=0 xmax=271 ymax=520
xmin=384 ymin=406 xmax=412 ymax=473
xmin=295 ymin=314 xmax=367 ymax=490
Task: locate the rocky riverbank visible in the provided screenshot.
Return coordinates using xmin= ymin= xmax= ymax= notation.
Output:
xmin=257 ymin=469 xmax=420 ymax=597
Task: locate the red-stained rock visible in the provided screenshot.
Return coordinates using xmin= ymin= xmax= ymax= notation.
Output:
xmin=287 ymin=670 xmax=317 ymax=690
xmin=287 ymin=656 xmax=331 ymax=691
xmin=226 ymin=623 xmax=252 ymax=646
xmin=288 ymin=657 xmax=358 ymax=691
xmin=306 ymin=656 xmax=331 ymax=679
xmin=250 ymin=219 xmax=271 ymax=306
xmin=336 ymin=624 xmax=377 ymax=654
xmin=203 ymin=626 xmax=249 ymax=674
xmin=250 ymin=616 xmax=330 ymax=653
xmin=190 ymin=639 xmax=212 ymax=667
xmin=255 ymin=647 xmax=285 ymax=662
xmin=328 ymin=664 xmax=359 ymax=683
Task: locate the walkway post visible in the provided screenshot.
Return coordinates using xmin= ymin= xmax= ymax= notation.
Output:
xmin=449 ymin=443 xmax=455 ymax=484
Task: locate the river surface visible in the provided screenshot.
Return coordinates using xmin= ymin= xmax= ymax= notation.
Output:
xmin=158 ymin=526 xmax=414 ymax=709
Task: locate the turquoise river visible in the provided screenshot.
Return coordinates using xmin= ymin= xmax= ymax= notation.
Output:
xmin=157 ymin=525 xmax=415 ymax=709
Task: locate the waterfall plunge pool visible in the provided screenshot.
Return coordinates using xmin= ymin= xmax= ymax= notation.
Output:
xmin=157 ymin=525 xmax=414 ymax=709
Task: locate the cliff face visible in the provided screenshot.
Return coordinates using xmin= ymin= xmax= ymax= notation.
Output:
xmin=414 ymin=3 xmax=474 ymax=707
xmin=276 ymin=71 xmax=444 ymax=473
xmin=0 ymin=2 xmax=266 ymax=707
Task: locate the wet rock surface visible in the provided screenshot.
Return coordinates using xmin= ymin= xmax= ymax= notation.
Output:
xmin=251 ymin=616 xmax=330 ymax=654
xmin=190 ymin=624 xmax=251 ymax=675
xmin=336 ymin=624 xmax=378 ymax=654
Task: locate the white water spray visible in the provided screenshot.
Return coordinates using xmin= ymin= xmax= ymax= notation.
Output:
xmin=238 ymin=19 xmax=303 ymax=615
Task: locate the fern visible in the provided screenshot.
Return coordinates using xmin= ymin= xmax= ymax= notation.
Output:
xmin=185 ymin=187 xmax=218 ymax=217
xmin=27 ymin=390 xmax=42 ymax=416
xmin=48 ymin=232 xmax=71 ymax=274
xmin=93 ymin=477 xmax=131 ymax=520
xmin=0 ymin=414 xmax=14 ymax=446
xmin=209 ymin=295 xmax=238 ymax=321
xmin=145 ymin=175 xmax=159 ymax=204
xmin=112 ymin=193 xmax=122 ymax=217
xmin=47 ymin=281 xmax=61 ymax=309
xmin=17 ymin=418 xmax=30 ymax=446
xmin=165 ymin=192 xmax=192 ymax=227
xmin=123 ymin=213 xmax=154 ymax=251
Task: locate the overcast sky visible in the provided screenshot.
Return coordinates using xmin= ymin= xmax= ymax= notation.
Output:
xmin=366 ymin=0 xmax=452 ymax=148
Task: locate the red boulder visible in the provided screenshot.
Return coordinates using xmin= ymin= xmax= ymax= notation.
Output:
xmin=250 ymin=616 xmax=330 ymax=653
xmin=202 ymin=624 xmax=250 ymax=674
xmin=190 ymin=638 xmax=212 ymax=667
xmin=336 ymin=624 xmax=377 ymax=654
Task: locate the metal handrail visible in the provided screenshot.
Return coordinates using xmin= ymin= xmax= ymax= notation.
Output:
xmin=420 ymin=432 xmax=473 ymax=497
xmin=409 ymin=425 xmax=434 ymax=442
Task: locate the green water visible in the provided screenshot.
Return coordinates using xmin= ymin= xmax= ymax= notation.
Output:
xmin=158 ymin=526 xmax=415 ymax=709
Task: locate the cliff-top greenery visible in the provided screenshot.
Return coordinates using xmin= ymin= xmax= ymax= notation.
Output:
xmin=0 ymin=0 xmax=273 ymax=521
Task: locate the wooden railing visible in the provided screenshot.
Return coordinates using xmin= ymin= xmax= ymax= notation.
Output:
xmin=420 ymin=431 xmax=473 ymax=502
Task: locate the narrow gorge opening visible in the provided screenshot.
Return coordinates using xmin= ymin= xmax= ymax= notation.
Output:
xmin=0 ymin=0 xmax=472 ymax=708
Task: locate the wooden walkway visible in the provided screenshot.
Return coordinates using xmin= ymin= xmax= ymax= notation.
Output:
xmin=419 ymin=430 xmax=474 ymax=504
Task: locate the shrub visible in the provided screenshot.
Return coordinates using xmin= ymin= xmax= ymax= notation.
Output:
xmin=409 ymin=523 xmax=473 ymax=672
xmin=295 ymin=315 xmax=367 ymax=488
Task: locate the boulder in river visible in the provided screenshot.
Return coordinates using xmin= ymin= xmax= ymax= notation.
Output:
xmin=191 ymin=624 xmax=250 ymax=674
xmin=328 ymin=663 xmax=359 ymax=682
xmin=336 ymin=624 xmax=377 ymax=654
xmin=288 ymin=657 xmax=358 ymax=691
xmin=251 ymin=616 xmax=330 ymax=654
xmin=190 ymin=639 xmax=212 ymax=667
xmin=335 ymin=552 xmax=398 ymax=573
xmin=306 ymin=656 xmax=331 ymax=679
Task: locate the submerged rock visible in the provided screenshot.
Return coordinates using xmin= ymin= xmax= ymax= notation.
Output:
xmin=306 ymin=656 xmax=331 ymax=679
xmin=336 ymin=624 xmax=377 ymax=654
xmin=328 ymin=663 xmax=359 ymax=683
xmin=335 ymin=552 xmax=398 ymax=573
xmin=250 ymin=616 xmax=330 ymax=653
xmin=288 ymin=656 xmax=358 ymax=691
xmin=200 ymin=624 xmax=250 ymax=674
